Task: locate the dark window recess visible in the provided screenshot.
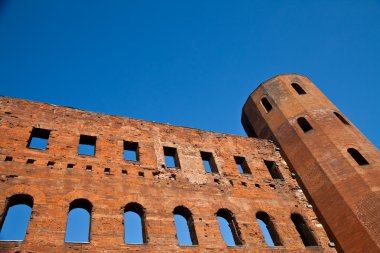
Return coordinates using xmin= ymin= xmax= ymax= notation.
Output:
xmin=0 ymin=194 xmax=33 ymax=241
xmin=124 ymin=141 xmax=139 ymax=162
xmin=122 ymin=169 xmax=128 ymax=175
xmin=85 ymin=165 xmax=92 ymax=171
xmin=216 ymin=209 xmax=243 ymax=246
xmin=291 ymin=213 xmax=318 ymax=246
xmin=67 ymin=164 xmax=74 ymax=169
xmin=256 ymin=212 xmax=282 ymax=246
xmin=234 ymin=156 xmax=251 ymax=174
xmin=201 ymin=151 xmax=218 ymax=173
xmin=47 ymin=161 xmax=55 ymax=166
xmin=264 ymin=160 xmax=284 ymax=180
xmin=291 ymin=83 xmax=307 ymax=95
xmin=138 ymin=171 xmax=144 ymax=177
xmin=124 ymin=203 xmax=147 ymax=244
xmin=173 ymin=206 xmax=198 ymax=246
xmin=334 ymin=112 xmax=350 ymax=125
xmin=104 ymin=168 xmax=111 ymax=175
xmin=78 ymin=135 xmax=96 ymax=156
xmin=164 ymin=147 xmax=180 ymax=169
xmin=4 ymin=156 xmax=13 ymax=162
xmin=261 ymin=97 xmax=273 ymax=112
xmin=65 ymin=199 xmax=92 ymax=243
xmin=347 ymin=148 xmax=369 ymax=166
xmin=26 ymin=159 xmax=35 ymax=164
xmin=297 ymin=117 xmax=313 ymax=133
xmin=27 ymin=128 xmax=51 ymax=150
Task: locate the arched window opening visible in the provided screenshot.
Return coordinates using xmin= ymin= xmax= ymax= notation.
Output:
xmin=334 ymin=112 xmax=350 ymax=125
xmin=173 ymin=206 xmax=198 ymax=246
xmin=124 ymin=202 xmax=147 ymax=244
xmin=261 ymin=97 xmax=273 ymax=113
xmin=291 ymin=83 xmax=307 ymax=95
xmin=256 ymin=212 xmax=282 ymax=246
xmin=297 ymin=117 xmax=313 ymax=133
xmin=65 ymin=199 xmax=92 ymax=243
xmin=0 ymin=194 xmax=33 ymax=241
xmin=216 ymin=209 xmax=243 ymax=246
xmin=347 ymin=148 xmax=369 ymax=166
xmin=291 ymin=213 xmax=317 ymax=246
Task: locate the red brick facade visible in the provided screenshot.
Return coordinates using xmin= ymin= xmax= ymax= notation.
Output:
xmin=0 ymin=95 xmax=335 ymax=252
xmin=242 ymin=74 xmax=380 ymax=253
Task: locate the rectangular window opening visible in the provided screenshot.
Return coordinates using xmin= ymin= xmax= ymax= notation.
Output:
xmin=123 ymin=141 xmax=139 ymax=162
xmin=164 ymin=147 xmax=180 ymax=169
xmin=4 ymin=156 xmax=13 ymax=162
xmin=122 ymin=169 xmax=128 ymax=175
xmin=104 ymin=168 xmax=111 ymax=175
xmin=26 ymin=159 xmax=35 ymax=164
xmin=234 ymin=156 xmax=251 ymax=174
xmin=264 ymin=160 xmax=284 ymax=180
xmin=67 ymin=164 xmax=75 ymax=169
xmin=85 ymin=165 xmax=92 ymax=171
xmin=47 ymin=161 xmax=55 ymax=167
xmin=201 ymin=151 xmax=219 ymax=173
xmin=78 ymin=135 xmax=96 ymax=156
xmin=27 ymin=127 xmax=51 ymax=150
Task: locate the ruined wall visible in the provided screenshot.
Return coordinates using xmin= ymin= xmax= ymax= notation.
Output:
xmin=242 ymin=74 xmax=380 ymax=253
xmin=0 ymin=96 xmax=335 ymax=252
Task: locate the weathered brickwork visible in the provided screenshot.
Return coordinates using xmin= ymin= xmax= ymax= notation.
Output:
xmin=242 ymin=74 xmax=380 ymax=253
xmin=0 ymin=96 xmax=335 ymax=252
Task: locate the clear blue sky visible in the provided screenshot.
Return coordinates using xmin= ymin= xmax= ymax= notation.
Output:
xmin=0 ymin=1 xmax=379 ymax=148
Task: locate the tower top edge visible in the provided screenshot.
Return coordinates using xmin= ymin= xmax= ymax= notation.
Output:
xmin=242 ymin=73 xmax=310 ymax=110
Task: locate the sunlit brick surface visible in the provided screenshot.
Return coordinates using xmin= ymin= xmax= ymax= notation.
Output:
xmin=242 ymin=74 xmax=380 ymax=253
xmin=0 ymin=96 xmax=335 ymax=252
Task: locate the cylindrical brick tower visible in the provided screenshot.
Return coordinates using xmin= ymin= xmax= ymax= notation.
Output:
xmin=242 ymin=74 xmax=380 ymax=253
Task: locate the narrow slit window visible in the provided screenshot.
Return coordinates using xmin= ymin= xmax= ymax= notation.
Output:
xmin=256 ymin=212 xmax=282 ymax=246
xmin=124 ymin=203 xmax=147 ymax=244
xmin=0 ymin=194 xmax=33 ymax=241
xmin=291 ymin=213 xmax=318 ymax=246
xmin=234 ymin=156 xmax=251 ymax=174
xmin=261 ymin=97 xmax=273 ymax=113
xmin=173 ymin=206 xmax=198 ymax=246
xmin=264 ymin=160 xmax=284 ymax=180
xmin=64 ymin=199 xmax=92 ymax=243
xmin=334 ymin=112 xmax=350 ymax=125
xmin=27 ymin=127 xmax=50 ymax=150
xmin=124 ymin=141 xmax=139 ymax=162
xmin=78 ymin=135 xmax=96 ymax=156
xmin=216 ymin=209 xmax=243 ymax=246
xmin=297 ymin=117 xmax=313 ymax=133
xmin=291 ymin=83 xmax=307 ymax=95
xmin=164 ymin=147 xmax=180 ymax=169
xmin=201 ymin=151 xmax=218 ymax=173
xmin=347 ymin=148 xmax=369 ymax=166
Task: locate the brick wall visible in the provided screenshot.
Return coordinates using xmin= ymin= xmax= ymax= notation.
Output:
xmin=0 ymin=96 xmax=335 ymax=252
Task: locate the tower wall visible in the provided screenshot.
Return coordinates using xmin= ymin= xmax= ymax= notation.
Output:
xmin=242 ymin=74 xmax=380 ymax=253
